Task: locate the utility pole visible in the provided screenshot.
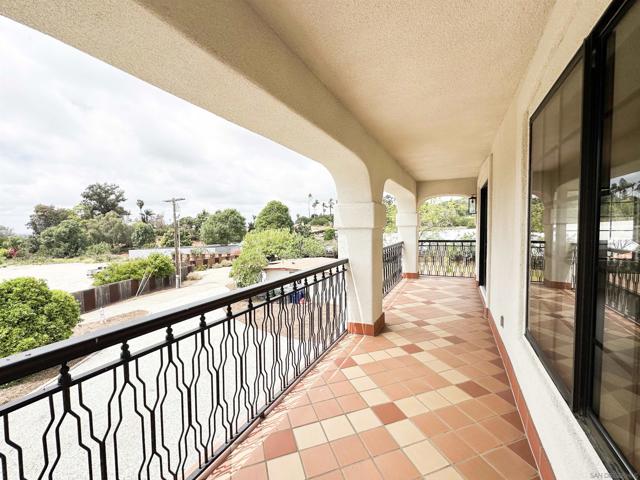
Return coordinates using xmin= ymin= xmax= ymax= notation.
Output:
xmin=164 ymin=197 xmax=186 ymax=288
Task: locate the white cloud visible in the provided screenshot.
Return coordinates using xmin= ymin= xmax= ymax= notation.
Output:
xmin=0 ymin=15 xmax=336 ymax=234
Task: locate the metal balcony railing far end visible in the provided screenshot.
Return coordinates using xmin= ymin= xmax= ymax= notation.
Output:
xmin=0 ymin=259 xmax=348 ymax=480
xmin=383 ymin=242 xmax=403 ymax=296
xmin=418 ymin=240 xmax=475 ymax=277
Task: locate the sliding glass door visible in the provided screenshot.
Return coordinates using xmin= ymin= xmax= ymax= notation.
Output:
xmin=592 ymin=1 xmax=640 ymax=471
xmin=525 ymin=0 xmax=640 ymax=475
xmin=527 ymin=55 xmax=584 ymax=399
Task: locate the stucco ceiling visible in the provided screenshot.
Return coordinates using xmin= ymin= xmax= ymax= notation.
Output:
xmin=247 ymin=0 xmax=555 ymax=181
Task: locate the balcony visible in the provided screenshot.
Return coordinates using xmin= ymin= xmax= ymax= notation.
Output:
xmin=1 ymin=1 xmax=638 ymax=478
xmin=0 ymin=252 xmax=541 ymax=480
xmin=207 ymin=276 xmax=539 ymax=480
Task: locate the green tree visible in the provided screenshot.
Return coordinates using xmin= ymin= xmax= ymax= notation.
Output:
xmin=419 ymin=198 xmax=475 ymax=234
xmin=159 ymin=230 xmax=193 ymax=247
xmin=200 ymin=209 xmax=246 ymax=244
xmin=0 ymin=277 xmax=80 ymax=357
xmin=131 ymin=222 xmax=156 ymax=248
xmin=254 ymin=201 xmax=294 ymax=231
xmin=294 ymin=215 xmax=312 ymax=237
xmin=85 ymin=212 xmax=133 ymax=251
xmin=383 ymin=194 xmax=398 ymax=233
xmin=530 ymin=197 xmax=544 ymax=233
xmin=230 ymin=229 xmax=324 ymax=286
xmin=194 ymin=210 xmax=210 ymax=232
xmin=26 ymin=204 xmax=71 ymax=235
xmin=179 ymin=216 xmax=198 ymax=241
xmin=141 ymin=208 xmax=155 ymax=224
xmin=80 ymin=183 xmax=128 ymax=218
xmin=229 ymin=249 xmax=268 ymax=288
xmin=39 ymin=219 xmax=90 ymax=257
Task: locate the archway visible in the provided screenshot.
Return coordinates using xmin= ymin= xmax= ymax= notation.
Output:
xmin=418 ymin=194 xmax=477 ymax=278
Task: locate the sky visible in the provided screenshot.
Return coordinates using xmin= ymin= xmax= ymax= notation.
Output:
xmin=0 ymin=15 xmax=337 ymax=234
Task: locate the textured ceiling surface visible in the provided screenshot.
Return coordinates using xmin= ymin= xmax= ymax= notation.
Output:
xmin=247 ymin=0 xmax=555 ymax=181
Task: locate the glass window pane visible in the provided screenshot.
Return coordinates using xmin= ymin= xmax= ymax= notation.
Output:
xmin=527 ymin=58 xmax=583 ymax=397
xmin=593 ymin=1 xmax=640 ymax=470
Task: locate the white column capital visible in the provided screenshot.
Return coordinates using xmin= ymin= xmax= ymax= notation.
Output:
xmin=335 ymin=202 xmax=386 ymax=230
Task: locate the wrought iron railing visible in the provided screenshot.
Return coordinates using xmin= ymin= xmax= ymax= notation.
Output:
xmin=418 ymin=240 xmax=475 ymax=277
xmin=529 ymin=241 xmax=640 ymax=321
xmin=0 ymin=260 xmax=348 ymax=480
xmin=529 ymin=240 xmax=545 ymax=283
xmin=604 ymin=256 xmax=640 ymax=320
xmin=383 ymin=242 xmax=403 ymax=296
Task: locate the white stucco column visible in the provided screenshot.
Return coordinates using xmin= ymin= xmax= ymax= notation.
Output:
xmin=396 ymin=211 xmax=419 ymax=278
xmin=335 ymin=202 xmax=386 ymax=335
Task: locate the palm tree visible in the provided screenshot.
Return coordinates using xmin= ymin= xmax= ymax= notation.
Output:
xmin=136 ymin=199 xmax=145 ymax=220
xmin=322 ymin=202 xmax=327 ymax=215
xmin=142 ymin=208 xmax=154 ymax=224
xmin=328 ymin=198 xmax=335 ymax=216
xmin=312 ymin=200 xmax=320 ymax=216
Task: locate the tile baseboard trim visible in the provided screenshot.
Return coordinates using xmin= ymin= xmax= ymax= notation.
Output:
xmin=347 ymin=312 xmax=385 ymax=336
xmin=487 ymin=308 xmax=556 ymax=480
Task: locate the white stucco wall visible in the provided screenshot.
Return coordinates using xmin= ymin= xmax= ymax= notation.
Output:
xmin=484 ymin=1 xmax=613 ymax=478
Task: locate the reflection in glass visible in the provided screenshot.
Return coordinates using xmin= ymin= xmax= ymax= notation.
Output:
xmin=593 ymin=2 xmax=640 ymax=471
xmin=527 ymin=58 xmax=583 ymax=396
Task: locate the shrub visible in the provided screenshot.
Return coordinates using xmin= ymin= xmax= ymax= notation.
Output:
xmin=186 ymin=271 xmax=203 ymax=281
xmin=85 ymin=242 xmax=112 ymax=257
xmin=309 ymin=215 xmax=332 ymax=226
xmin=230 ymin=249 xmax=268 ymax=287
xmin=0 ymin=277 xmax=80 ymax=357
xmin=93 ymin=253 xmax=175 ymax=286
xmin=0 ymin=248 xmax=8 ymax=259
xmin=323 ymin=228 xmax=336 ymax=241
xmin=230 ymin=229 xmax=325 ymax=286
xmin=145 ymin=253 xmax=176 ymax=277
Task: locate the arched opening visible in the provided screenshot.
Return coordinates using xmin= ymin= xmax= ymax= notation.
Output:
xmin=418 ymin=194 xmax=477 ymax=278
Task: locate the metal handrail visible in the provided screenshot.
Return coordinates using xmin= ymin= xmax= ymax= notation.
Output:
xmin=383 ymin=242 xmax=403 ymax=296
xmin=0 ymin=258 xmax=349 ymax=480
xmin=418 ymin=239 xmax=475 ymax=277
xmin=0 ymin=258 xmax=348 ymax=386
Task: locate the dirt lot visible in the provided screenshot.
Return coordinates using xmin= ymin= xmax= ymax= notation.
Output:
xmin=0 ymin=262 xmax=106 ymax=292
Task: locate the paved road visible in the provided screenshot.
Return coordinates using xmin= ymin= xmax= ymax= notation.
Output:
xmin=80 ymin=267 xmax=233 ymax=323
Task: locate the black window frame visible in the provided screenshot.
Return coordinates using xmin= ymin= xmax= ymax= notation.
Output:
xmin=524 ymin=47 xmax=585 ymax=407
xmin=524 ymin=0 xmax=640 ymax=477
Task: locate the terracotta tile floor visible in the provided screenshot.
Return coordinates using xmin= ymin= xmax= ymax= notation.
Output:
xmin=208 ymin=277 xmax=539 ymax=480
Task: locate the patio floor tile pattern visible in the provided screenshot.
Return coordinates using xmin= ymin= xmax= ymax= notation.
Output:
xmin=207 ymin=277 xmax=539 ymax=480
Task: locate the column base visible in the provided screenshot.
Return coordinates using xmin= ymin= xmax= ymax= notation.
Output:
xmin=348 ymin=312 xmax=385 ymax=336
xmin=402 ymin=272 xmax=419 ymax=279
